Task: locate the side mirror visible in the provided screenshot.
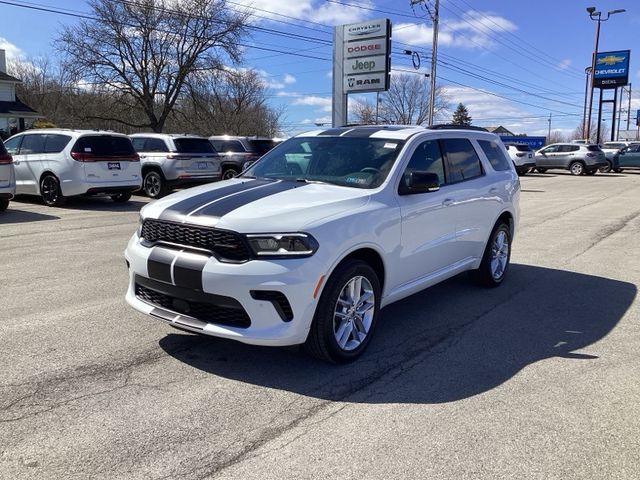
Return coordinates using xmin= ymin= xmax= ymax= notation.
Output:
xmin=400 ymin=171 xmax=440 ymax=195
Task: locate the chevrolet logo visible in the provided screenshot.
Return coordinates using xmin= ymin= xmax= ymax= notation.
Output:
xmin=598 ymin=55 xmax=625 ymax=66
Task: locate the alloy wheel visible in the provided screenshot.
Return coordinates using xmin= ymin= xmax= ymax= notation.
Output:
xmin=333 ymin=276 xmax=375 ymax=351
xmin=490 ymin=230 xmax=510 ymax=280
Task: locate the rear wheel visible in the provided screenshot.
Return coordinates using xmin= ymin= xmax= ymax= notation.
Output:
xmin=110 ymin=191 xmax=132 ymax=203
xmin=0 ymin=198 xmax=9 ymax=212
xmin=143 ymin=170 xmax=168 ymax=198
xmin=585 ymin=169 xmax=597 ymax=176
xmin=469 ymin=222 xmax=511 ymax=287
xmin=222 ymin=167 xmax=239 ymax=180
xmin=305 ymin=259 xmax=380 ymax=363
xmin=40 ymin=174 xmax=66 ymax=207
xmin=600 ymin=160 xmax=612 ymax=173
xmin=569 ymin=161 xmax=585 ymax=176
xmin=536 ymin=167 xmax=547 ymax=173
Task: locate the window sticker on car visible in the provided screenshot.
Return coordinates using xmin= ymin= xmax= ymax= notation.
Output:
xmin=383 ymin=143 xmax=397 ymax=149
xmin=85 ymin=148 xmax=92 ymax=152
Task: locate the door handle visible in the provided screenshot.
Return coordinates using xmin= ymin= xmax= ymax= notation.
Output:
xmin=442 ymin=198 xmax=454 ymax=207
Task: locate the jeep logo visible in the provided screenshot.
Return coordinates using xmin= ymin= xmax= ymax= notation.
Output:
xmin=352 ymin=59 xmax=376 ymax=72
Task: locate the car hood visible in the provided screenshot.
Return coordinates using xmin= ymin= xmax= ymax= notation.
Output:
xmin=141 ymin=177 xmax=371 ymax=232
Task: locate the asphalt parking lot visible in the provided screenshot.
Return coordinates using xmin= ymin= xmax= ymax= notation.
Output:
xmin=2 ymin=171 xmax=639 ymax=480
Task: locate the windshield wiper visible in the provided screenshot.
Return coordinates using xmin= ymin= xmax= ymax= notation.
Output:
xmin=295 ymin=178 xmax=328 ymax=184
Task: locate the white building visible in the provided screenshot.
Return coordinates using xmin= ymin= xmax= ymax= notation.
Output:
xmin=0 ymin=49 xmax=40 ymax=139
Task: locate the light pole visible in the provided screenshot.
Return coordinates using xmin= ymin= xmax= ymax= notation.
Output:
xmin=585 ymin=7 xmax=625 ymax=142
xmin=582 ymin=67 xmax=592 ymax=139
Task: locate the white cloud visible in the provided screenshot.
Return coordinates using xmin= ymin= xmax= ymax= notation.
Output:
xmin=0 ymin=37 xmax=24 ymax=63
xmin=283 ymin=73 xmax=296 ymax=84
xmin=291 ymin=95 xmax=332 ymax=112
xmin=394 ymin=11 xmax=517 ymax=49
xmin=232 ymin=0 xmax=372 ymax=26
xmin=558 ymin=59 xmax=572 ymax=70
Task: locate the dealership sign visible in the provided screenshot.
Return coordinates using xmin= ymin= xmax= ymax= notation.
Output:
xmin=594 ymin=50 xmax=630 ymax=89
xmin=340 ymin=18 xmax=391 ymax=93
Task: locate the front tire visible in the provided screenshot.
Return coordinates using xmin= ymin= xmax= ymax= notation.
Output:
xmin=40 ymin=174 xmax=66 ymax=207
xmin=110 ymin=191 xmax=132 ymax=203
xmin=305 ymin=259 xmax=381 ymax=363
xmin=569 ymin=161 xmax=585 ymax=176
xmin=0 ymin=198 xmax=9 ymax=212
xmin=469 ymin=222 xmax=511 ymax=287
xmin=143 ymin=170 xmax=168 ymax=198
xmin=600 ymin=161 xmax=612 ymax=173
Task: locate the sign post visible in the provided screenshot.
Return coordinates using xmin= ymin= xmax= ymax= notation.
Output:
xmin=332 ymin=18 xmax=391 ymax=127
xmin=592 ymin=50 xmax=631 ymax=143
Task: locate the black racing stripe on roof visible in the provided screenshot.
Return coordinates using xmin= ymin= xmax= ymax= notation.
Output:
xmin=316 ymin=128 xmax=351 ymax=136
xmin=158 ymin=179 xmax=274 ymax=222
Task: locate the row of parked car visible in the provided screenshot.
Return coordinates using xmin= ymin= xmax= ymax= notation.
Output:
xmin=504 ymin=140 xmax=640 ymax=176
xmin=0 ymin=130 xmax=281 ymax=210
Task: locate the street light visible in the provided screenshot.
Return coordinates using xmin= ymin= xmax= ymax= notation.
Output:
xmin=585 ymin=7 xmax=626 ymax=142
xmin=582 ymin=66 xmax=592 ymax=139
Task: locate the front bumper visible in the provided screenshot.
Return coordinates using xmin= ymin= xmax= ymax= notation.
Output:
xmin=124 ymin=233 xmax=324 ymax=346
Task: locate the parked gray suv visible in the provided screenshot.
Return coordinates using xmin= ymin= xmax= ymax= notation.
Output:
xmin=209 ymin=136 xmax=282 ymax=180
xmin=534 ymin=143 xmax=606 ymax=175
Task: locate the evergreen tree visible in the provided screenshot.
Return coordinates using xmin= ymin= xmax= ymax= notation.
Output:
xmin=452 ymin=103 xmax=472 ymax=126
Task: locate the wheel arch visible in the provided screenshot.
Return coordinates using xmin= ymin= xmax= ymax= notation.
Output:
xmin=38 ymin=170 xmax=60 ymax=195
xmin=323 ymin=245 xmax=386 ymax=297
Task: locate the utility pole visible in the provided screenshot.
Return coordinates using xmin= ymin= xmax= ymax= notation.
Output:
xmin=428 ymin=0 xmax=439 ymax=126
xmin=548 ymin=113 xmax=552 ymax=140
xmin=627 ymin=83 xmax=632 ymax=131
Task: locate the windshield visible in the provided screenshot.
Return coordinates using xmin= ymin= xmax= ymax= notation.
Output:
xmin=244 ymin=136 xmax=405 ymax=189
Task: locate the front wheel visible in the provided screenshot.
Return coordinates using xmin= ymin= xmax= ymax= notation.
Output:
xmin=143 ymin=170 xmax=168 ymax=198
xmin=110 ymin=191 xmax=132 ymax=203
xmin=0 ymin=198 xmax=9 ymax=212
xmin=40 ymin=174 xmax=66 ymax=207
xmin=599 ymin=161 xmax=612 ymax=173
xmin=221 ymin=167 xmax=239 ymax=180
xmin=305 ymin=259 xmax=381 ymax=363
xmin=569 ymin=161 xmax=585 ymax=176
xmin=469 ymin=222 xmax=511 ymax=287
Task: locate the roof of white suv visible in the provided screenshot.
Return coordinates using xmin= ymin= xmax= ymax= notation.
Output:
xmin=130 ymin=133 xmax=209 ymax=139
xmin=297 ymin=125 xmax=499 ymax=141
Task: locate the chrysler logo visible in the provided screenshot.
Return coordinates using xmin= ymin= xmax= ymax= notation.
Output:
xmin=348 ymin=23 xmax=382 ymax=36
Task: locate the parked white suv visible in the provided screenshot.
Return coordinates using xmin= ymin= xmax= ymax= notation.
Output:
xmin=504 ymin=143 xmax=535 ymax=175
xmin=0 ymin=140 xmax=15 ymax=212
xmin=130 ymin=134 xmax=221 ymax=198
xmin=3 ymin=129 xmax=141 ymax=206
xmin=125 ymin=125 xmax=520 ymax=362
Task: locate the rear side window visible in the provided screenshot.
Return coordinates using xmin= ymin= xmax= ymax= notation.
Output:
xmin=131 ymin=138 xmax=146 ymax=151
xmin=587 ymin=145 xmax=601 ymax=152
xmin=145 ymin=138 xmax=169 ymax=152
xmin=248 ymin=139 xmax=278 ymax=155
xmin=214 ymin=140 xmax=246 ymax=153
xmin=478 ymin=140 xmax=512 ymax=171
xmin=515 ymin=144 xmax=531 ymax=152
xmin=173 ymin=138 xmax=215 ymax=154
xmin=73 ymin=135 xmax=135 ymax=156
xmin=440 ymin=138 xmax=483 ymax=183
xmin=44 ymin=134 xmax=71 ymax=154
xmin=20 ymin=134 xmax=46 ymax=154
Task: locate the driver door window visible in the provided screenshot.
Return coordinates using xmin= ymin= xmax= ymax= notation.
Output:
xmin=400 ymin=140 xmax=445 ymax=193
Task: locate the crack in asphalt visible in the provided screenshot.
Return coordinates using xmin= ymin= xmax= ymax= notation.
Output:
xmin=568 ymin=210 xmax=640 ymax=262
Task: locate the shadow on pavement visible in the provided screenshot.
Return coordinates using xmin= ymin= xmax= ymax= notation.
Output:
xmin=159 ymin=264 xmax=636 ymax=404
xmin=12 ymin=194 xmax=148 ymax=212
xmin=0 ymin=208 xmax=60 ymax=224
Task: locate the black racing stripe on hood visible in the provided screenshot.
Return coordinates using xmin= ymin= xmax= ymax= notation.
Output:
xmin=190 ymin=180 xmax=306 ymax=220
xmin=158 ymin=179 xmax=275 ymax=222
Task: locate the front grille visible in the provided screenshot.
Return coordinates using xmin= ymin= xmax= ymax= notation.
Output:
xmin=136 ymin=283 xmax=251 ymax=328
xmin=141 ymin=219 xmax=251 ymax=262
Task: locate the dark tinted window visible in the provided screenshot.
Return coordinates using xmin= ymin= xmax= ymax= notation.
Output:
xmin=44 ymin=134 xmax=71 ymax=154
xmin=145 ymin=138 xmax=169 ymax=152
xmin=441 ymin=138 xmax=483 ymax=183
xmin=626 ymin=144 xmax=640 ymax=153
xmin=173 ymin=138 xmax=215 ymax=154
xmin=514 ymin=144 xmax=531 ymax=152
xmin=213 ymin=140 xmax=246 ymax=153
xmin=587 ymin=145 xmax=601 ymax=152
xmin=541 ymin=145 xmax=558 ymax=153
xmin=478 ymin=140 xmax=512 ymax=171
xmin=402 ymin=140 xmax=445 ymax=189
xmin=3 ymin=136 xmax=22 ymax=154
xmin=0 ymin=141 xmax=7 ymax=155
xmin=248 ymin=139 xmax=279 ymax=155
xmin=20 ymin=134 xmax=46 ymax=154
xmin=73 ymin=135 xmax=135 ymax=156
xmin=131 ymin=138 xmax=146 ymax=151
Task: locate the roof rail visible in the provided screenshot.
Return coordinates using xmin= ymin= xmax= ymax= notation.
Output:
xmin=428 ymin=124 xmax=489 ymax=132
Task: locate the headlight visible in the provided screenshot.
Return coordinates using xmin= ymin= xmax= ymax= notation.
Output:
xmin=246 ymin=233 xmax=318 ymax=258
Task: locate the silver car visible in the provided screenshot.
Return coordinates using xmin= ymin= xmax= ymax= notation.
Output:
xmin=534 ymin=143 xmax=607 ymax=176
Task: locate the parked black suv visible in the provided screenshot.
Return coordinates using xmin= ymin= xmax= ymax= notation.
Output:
xmin=209 ymin=136 xmax=282 ymax=180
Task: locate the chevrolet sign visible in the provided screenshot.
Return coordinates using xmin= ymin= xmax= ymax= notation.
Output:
xmin=594 ymin=50 xmax=630 ymax=89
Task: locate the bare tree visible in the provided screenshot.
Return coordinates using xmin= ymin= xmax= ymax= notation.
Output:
xmin=351 ymin=73 xmax=447 ymax=126
xmin=57 ymin=0 xmax=250 ymax=132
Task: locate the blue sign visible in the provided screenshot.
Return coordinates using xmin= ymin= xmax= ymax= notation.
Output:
xmin=637 ymin=109 xmax=640 ymax=126
xmin=499 ymin=135 xmax=546 ymax=150
xmin=594 ymin=50 xmax=630 ymax=89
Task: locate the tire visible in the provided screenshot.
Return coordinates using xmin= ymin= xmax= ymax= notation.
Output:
xmin=0 ymin=198 xmax=8 ymax=212
xmin=469 ymin=222 xmax=511 ymax=288
xmin=110 ymin=191 xmax=132 ymax=203
xmin=599 ymin=161 xmax=612 ymax=173
xmin=569 ymin=161 xmax=585 ymax=176
xmin=143 ymin=170 xmax=168 ymax=198
xmin=222 ymin=167 xmax=239 ymax=180
xmin=40 ymin=174 xmax=66 ymax=207
xmin=305 ymin=259 xmax=381 ymax=363
xmin=614 ymin=168 xmax=623 ymax=173
xmin=585 ymin=169 xmax=597 ymax=176
xmin=536 ymin=167 xmax=547 ymax=173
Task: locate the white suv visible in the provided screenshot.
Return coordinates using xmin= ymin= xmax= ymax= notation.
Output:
xmin=0 ymin=140 xmax=15 ymax=212
xmin=125 ymin=125 xmax=520 ymax=362
xmin=130 ymin=134 xmax=221 ymax=198
xmin=504 ymin=143 xmax=535 ymax=175
xmin=3 ymin=129 xmax=141 ymax=206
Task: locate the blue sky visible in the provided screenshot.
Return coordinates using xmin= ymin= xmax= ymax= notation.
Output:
xmin=1 ymin=0 xmax=639 ymax=137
